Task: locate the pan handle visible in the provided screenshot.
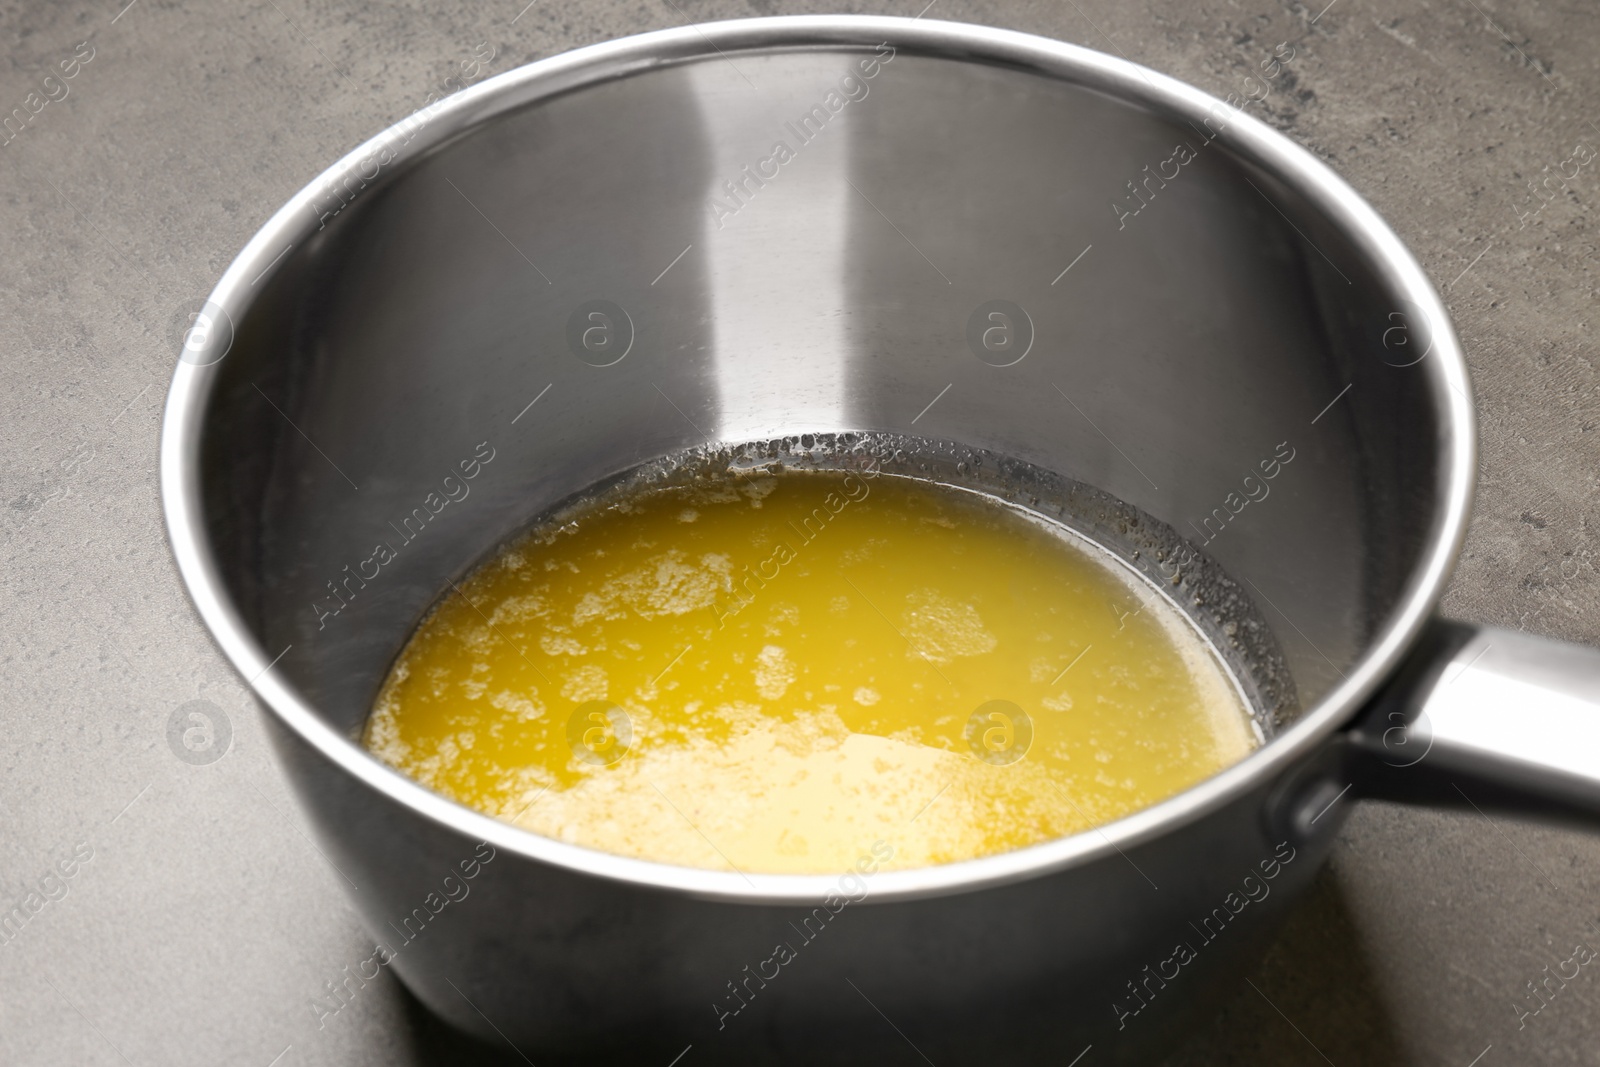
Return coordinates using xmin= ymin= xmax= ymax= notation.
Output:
xmin=1344 ymin=618 xmax=1600 ymax=824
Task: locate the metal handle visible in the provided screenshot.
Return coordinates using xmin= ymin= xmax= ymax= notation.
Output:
xmin=1346 ymin=619 xmax=1600 ymax=824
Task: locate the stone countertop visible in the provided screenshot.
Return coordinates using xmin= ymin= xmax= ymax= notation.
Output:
xmin=1 ymin=0 xmax=1596 ymax=1064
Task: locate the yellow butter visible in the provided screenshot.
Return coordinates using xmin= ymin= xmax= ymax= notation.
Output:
xmin=366 ymin=470 xmax=1255 ymax=874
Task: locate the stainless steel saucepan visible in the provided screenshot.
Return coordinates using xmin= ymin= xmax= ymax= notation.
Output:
xmin=160 ymin=15 xmax=1600 ymax=1063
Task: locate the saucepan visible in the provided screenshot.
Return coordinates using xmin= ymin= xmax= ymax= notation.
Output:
xmin=159 ymin=15 xmax=1600 ymax=1064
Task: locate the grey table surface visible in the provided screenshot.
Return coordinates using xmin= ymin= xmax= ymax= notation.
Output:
xmin=2 ymin=0 xmax=1598 ymax=1064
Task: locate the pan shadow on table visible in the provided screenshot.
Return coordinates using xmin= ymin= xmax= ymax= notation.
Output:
xmin=1154 ymin=861 xmax=1416 ymax=1067
xmin=396 ymin=863 xmax=1415 ymax=1066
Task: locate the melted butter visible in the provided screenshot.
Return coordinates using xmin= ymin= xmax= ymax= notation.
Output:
xmin=365 ymin=470 xmax=1255 ymax=874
